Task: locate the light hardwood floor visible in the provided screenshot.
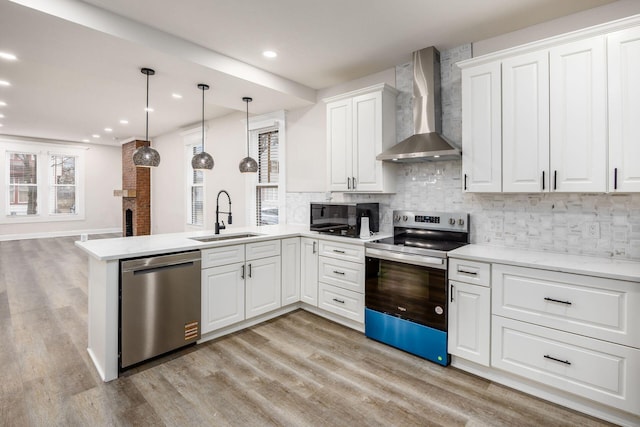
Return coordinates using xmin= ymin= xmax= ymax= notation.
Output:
xmin=0 ymin=236 xmax=617 ymax=426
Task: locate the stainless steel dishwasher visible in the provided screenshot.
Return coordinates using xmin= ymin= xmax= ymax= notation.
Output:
xmin=120 ymin=250 xmax=201 ymax=369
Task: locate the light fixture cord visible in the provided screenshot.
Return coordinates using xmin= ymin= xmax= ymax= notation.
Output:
xmin=145 ymin=71 xmax=150 ymax=142
xmin=201 ymin=86 xmax=205 ymax=151
xmin=246 ymin=99 xmax=250 ymax=155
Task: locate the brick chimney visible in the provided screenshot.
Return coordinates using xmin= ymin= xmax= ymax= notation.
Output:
xmin=120 ymin=140 xmax=151 ymax=236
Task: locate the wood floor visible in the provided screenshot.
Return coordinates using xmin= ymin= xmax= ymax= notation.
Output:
xmin=0 ymin=235 xmax=618 ymax=427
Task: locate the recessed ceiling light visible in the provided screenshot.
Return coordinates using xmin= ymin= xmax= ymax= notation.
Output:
xmin=104 ymin=127 xmax=113 ymax=132
xmin=262 ymin=50 xmax=277 ymax=58
xmin=433 ymin=155 xmax=440 ymax=158
xmin=82 ymin=139 xmax=90 ymax=143
xmin=145 ymin=107 xmax=154 ymax=112
xmin=0 ymin=124 xmax=3 ymax=127
xmin=0 ymin=101 xmax=6 ymax=106
xmin=92 ymin=134 xmax=100 ymax=138
xmin=0 ymin=52 xmax=17 ymax=61
xmin=0 ymin=114 xmax=4 ymax=119
xmin=119 ymin=119 xmax=128 ymax=124
xmin=172 ymin=93 xmax=182 ymax=99
xmin=0 ymin=80 xmax=10 ymax=86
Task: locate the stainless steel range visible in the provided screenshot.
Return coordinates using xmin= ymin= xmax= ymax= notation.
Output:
xmin=364 ymin=210 xmax=469 ymax=366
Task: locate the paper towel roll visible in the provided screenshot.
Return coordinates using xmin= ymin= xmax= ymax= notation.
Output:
xmin=360 ymin=217 xmax=370 ymax=239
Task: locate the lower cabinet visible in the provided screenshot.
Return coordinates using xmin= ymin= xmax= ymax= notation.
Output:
xmin=300 ymin=237 xmax=319 ymax=306
xmin=318 ymin=282 xmax=364 ymax=323
xmin=201 ymin=262 xmax=245 ymax=333
xmin=281 ymin=237 xmax=301 ymax=306
xmin=245 ymin=255 xmax=282 ymax=319
xmin=448 ymin=280 xmax=491 ymax=366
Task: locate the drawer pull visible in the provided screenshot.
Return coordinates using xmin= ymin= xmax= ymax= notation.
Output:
xmin=332 ymin=298 xmax=345 ymax=304
xmin=544 ymin=354 xmax=571 ymax=366
xmin=333 ymin=249 xmax=346 ymax=254
xmin=544 ymin=297 xmax=572 ymax=306
xmin=333 ymin=270 xmax=345 ymax=275
xmin=457 ymin=268 xmax=478 ymax=275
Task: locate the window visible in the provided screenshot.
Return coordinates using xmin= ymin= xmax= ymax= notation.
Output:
xmin=49 ymin=154 xmax=77 ymax=214
xmin=187 ymin=143 xmax=204 ymax=226
xmin=256 ymin=130 xmax=279 ymax=225
xmin=1 ymin=140 xmax=85 ymax=223
xmin=8 ymin=152 xmax=38 ymax=216
xmin=246 ymin=110 xmax=286 ymax=226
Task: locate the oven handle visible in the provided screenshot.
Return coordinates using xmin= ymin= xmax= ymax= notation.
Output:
xmin=365 ymin=248 xmax=446 ymax=270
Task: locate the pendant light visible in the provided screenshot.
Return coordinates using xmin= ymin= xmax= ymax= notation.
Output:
xmin=133 ymin=67 xmax=161 ymax=167
xmin=191 ymin=83 xmax=214 ymax=170
xmin=239 ymin=97 xmax=258 ymax=173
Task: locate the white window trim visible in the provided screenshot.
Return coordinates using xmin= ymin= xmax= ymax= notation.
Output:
xmin=182 ymin=126 xmax=207 ymax=229
xmin=0 ymin=139 xmax=86 ymax=224
xmin=244 ymin=110 xmax=286 ymax=226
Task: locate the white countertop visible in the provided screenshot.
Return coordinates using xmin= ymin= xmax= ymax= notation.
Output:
xmin=75 ymin=224 xmax=389 ymax=261
xmin=448 ymin=244 xmax=640 ymax=283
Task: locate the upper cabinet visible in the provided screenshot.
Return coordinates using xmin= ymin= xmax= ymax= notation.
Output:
xmin=608 ymin=26 xmax=640 ymax=192
xmin=461 ymin=62 xmax=502 ymax=192
xmin=324 ymin=84 xmax=398 ymax=193
xmin=459 ymin=16 xmax=640 ymax=193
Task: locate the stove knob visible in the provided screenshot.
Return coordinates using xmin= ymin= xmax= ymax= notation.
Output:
xmin=402 ymin=215 xmax=408 ymax=222
xmin=449 ymin=218 xmax=456 ymax=225
xmin=458 ymin=218 xmax=465 ymax=226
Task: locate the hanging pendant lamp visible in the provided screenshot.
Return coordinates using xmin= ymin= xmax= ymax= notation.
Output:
xmin=239 ymin=97 xmax=258 ymax=173
xmin=133 ymin=67 xmax=161 ymax=167
xmin=191 ymin=83 xmax=214 ymax=170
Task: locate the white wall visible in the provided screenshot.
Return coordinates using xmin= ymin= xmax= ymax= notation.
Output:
xmin=0 ymin=142 xmax=121 ymax=239
xmin=473 ymin=0 xmax=640 ymax=55
xmin=152 ymin=111 xmax=247 ymax=234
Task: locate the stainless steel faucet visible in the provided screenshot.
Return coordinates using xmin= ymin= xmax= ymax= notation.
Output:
xmin=215 ymin=190 xmax=232 ymax=234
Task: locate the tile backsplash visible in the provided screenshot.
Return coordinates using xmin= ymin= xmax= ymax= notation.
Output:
xmin=287 ymin=44 xmax=640 ymax=261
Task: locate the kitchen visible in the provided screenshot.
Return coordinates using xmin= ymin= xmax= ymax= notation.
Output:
xmin=1 ymin=0 xmax=640 ymax=426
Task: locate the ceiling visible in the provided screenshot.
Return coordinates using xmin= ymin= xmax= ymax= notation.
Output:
xmin=0 ymin=0 xmax=616 ymax=146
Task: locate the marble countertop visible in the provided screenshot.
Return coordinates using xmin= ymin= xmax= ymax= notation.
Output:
xmin=75 ymin=224 xmax=390 ymax=261
xmin=448 ymin=244 xmax=640 ymax=283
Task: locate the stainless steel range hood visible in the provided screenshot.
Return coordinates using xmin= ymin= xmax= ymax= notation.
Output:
xmin=377 ymin=47 xmax=460 ymax=162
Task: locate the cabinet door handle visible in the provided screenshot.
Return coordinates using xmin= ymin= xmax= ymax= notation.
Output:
xmin=542 ymin=170 xmax=545 ymax=191
xmin=248 ymin=263 xmax=252 ymax=278
xmin=464 ymin=174 xmax=468 ymax=191
xmin=347 ymin=177 xmax=351 ymax=190
xmin=457 ymin=268 xmax=478 ymax=276
xmin=333 ymin=249 xmax=345 ymax=254
xmin=312 ymin=241 xmax=317 ymax=254
xmin=553 ymin=170 xmax=557 ymax=191
xmin=333 ymin=270 xmax=345 ymax=275
xmin=544 ymin=297 xmax=572 ymax=305
xmin=450 ymin=284 xmax=455 ymax=302
xmin=614 ymin=167 xmax=618 ymax=190
xmin=544 ymin=355 xmax=571 ymax=365
xmin=333 ymin=298 xmax=345 ymax=304
xmin=241 ymin=265 xmax=245 ymax=279
xmin=352 ymin=176 xmax=357 ymax=190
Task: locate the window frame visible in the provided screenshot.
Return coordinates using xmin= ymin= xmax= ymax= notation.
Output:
xmin=245 ymin=110 xmax=286 ymax=226
xmin=1 ymin=139 xmax=86 ymax=223
xmin=48 ymin=153 xmax=79 ymax=216
xmin=183 ymin=128 xmax=206 ymax=228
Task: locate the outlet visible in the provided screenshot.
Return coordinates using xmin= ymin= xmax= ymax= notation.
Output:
xmin=583 ymin=222 xmax=600 ymax=239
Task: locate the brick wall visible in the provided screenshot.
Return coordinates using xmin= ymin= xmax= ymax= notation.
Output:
xmin=122 ymin=140 xmax=151 ymax=236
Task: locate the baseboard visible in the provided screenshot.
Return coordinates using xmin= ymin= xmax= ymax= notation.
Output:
xmin=0 ymin=227 xmax=121 ymax=241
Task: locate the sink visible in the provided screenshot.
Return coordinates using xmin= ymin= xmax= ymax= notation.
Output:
xmin=189 ymin=233 xmax=262 ymax=243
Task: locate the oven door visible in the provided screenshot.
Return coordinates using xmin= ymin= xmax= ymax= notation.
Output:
xmin=365 ymin=249 xmax=447 ymax=331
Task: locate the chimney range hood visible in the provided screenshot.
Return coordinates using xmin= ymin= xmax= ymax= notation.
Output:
xmin=377 ymin=47 xmax=460 ymax=162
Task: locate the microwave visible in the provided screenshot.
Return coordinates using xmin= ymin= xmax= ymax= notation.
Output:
xmin=310 ymin=202 xmax=379 ymax=238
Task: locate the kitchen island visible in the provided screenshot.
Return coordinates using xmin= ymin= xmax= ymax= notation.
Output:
xmin=75 ymin=225 xmax=381 ymax=382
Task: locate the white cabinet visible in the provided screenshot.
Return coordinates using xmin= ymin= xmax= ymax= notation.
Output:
xmin=461 ymin=62 xmax=502 ymax=192
xmin=448 ymin=258 xmax=491 ymax=366
xmin=300 ymin=237 xmax=319 ymax=306
xmin=324 ymin=84 xmax=397 ymax=193
xmin=281 ymin=237 xmax=301 ymax=306
xmin=549 ymin=36 xmax=607 ymax=192
xmin=502 ymin=50 xmax=550 ymax=192
xmin=608 ymin=27 xmax=640 ymax=192
xmin=245 ymin=255 xmax=281 ymax=319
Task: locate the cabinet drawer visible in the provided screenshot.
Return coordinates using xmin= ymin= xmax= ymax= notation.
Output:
xmin=318 ymin=240 xmax=364 ymax=263
xmin=319 ymin=256 xmax=363 ymax=293
xmin=492 ymin=316 xmax=640 ymax=415
xmin=201 ymin=245 xmax=245 ymax=269
xmin=318 ymin=282 xmax=364 ymax=323
xmin=493 ymin=264 xmax=640 ymax=348
xmin=246 ymin=239 xmax=281 ymax=261
xmin=448 ymin=258 xmax=490 ymax=286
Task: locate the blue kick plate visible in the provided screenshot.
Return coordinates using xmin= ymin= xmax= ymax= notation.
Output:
xmin=365 ymin=308 xmax=449 ymax=366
